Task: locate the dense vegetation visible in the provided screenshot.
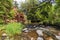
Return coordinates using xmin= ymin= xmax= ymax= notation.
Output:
xmin=0 ymin=0 xmax=25 ymax=36
xmin=0 ymin=0 xmax=60 ymax=36
xmin=0 ymin=0 xmax=13 ymax=24
xmin=21 ymin=0 xmax=60 ymax=26
xmin=0 ymin=0 xmax=60 ymax=25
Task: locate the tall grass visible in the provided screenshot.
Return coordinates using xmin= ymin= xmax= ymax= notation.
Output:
xmin=5 ymin=22 xmax=24 ymax=36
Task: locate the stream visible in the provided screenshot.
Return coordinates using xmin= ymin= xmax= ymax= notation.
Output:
xmin=21 ymin=24 xmax=60 ymax=40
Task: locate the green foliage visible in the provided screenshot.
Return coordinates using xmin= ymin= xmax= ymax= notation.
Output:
xmin=9 ymin=9 xmax=15 ymax=19
xmin=0 ymin=0 xmax=13 ymax=23
xmin=24 ymin=1 xmax=52 ymax=23
xmin=5 ymin=22 xmax=24 ymax=36
xmin=0 ymin=0 xmax=13 ymax=14
xmin=21 ymin=0 xmax=60 ymax=25
xmin=0 ymin=0 xmax=60 ymax=26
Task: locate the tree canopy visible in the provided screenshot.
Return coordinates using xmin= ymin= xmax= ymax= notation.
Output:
xmin=0 ymin=0 xmax=13 ymax=24
xmin=20 ymin=0 xmax=60 ymax=25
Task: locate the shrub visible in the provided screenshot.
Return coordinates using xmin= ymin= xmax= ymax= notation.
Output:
xmin=5 ymin=22 xmax=24 ymax=36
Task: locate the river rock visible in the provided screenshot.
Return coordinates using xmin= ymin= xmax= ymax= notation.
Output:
xmin=23 ymin=28 xmax=29 ymax=32
xmin=56 ymin=36 xmax=60 ymax=40
xmin=37 ymin=37 xmax=43 ymax=40
xmin=36 ymin=30 xmax=43 ymax=36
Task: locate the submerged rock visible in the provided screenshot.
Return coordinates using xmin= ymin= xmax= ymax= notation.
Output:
xmin=23 ymin=28 xmax=29 ymax=32
xmin=56 ymin=36 xmax=60 ymax=40
xmin=37 ymin=37 xmax=43 ymax=40
xmin=21 ymin=30 xmax=38 ymax=40
xmin=36 ymin=30 xmax=43 ymax=36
